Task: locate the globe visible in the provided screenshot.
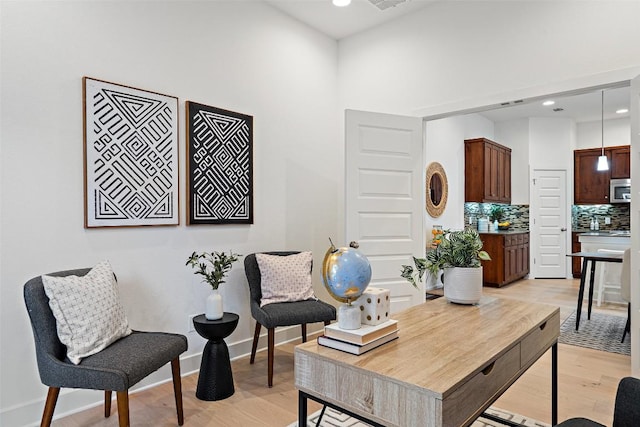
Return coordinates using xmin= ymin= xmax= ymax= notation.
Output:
xmin=321 ymin=239 xmax=372 ymax=304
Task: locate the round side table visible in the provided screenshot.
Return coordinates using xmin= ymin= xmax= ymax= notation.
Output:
xmin=193 ymin=312 xmax=239 ymax=401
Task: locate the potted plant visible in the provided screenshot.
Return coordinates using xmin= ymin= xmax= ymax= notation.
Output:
xmin=489 ymin=205 xmax=505 ymax=230
xmin=401 ymin=228 xmax=491 ymax=304
xmin=489 ymin=205 xmax=504 ymax=222
xmin=186 ymin=250 xmax=241 ymax=320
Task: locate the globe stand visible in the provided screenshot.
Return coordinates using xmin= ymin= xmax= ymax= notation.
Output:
xmin=338 ymin=302 xmax=361 ymax=330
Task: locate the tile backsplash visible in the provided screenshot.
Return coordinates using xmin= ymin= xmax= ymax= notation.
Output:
xmin=464 ymin=203 xmax=529 ymax=231
xmin=572 ymin=204 xmax=630 ymax=230
xmin=464 ymin=203 xmax=630 ymax=232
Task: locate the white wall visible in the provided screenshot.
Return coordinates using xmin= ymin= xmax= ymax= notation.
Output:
xmin=338 ymin=1 xmax=640 ymax=117
xmin=528 ymin=118 xmax=575 ymax=172
xmin=425 ymin=113 xmax=494 ymax=233
xmin=577 ymin=117 xmax=631 ymax=149
xmin=495 ymin=119 xmax=530 ymax=205
xmin=0 ymin=2 xmax=339 ymax=425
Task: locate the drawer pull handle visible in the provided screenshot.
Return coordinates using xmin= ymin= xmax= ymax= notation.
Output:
xmin=482 ymin=362 xmax=495 ymax=376
xmin=539 ymin=321 xmax=547 ymax=331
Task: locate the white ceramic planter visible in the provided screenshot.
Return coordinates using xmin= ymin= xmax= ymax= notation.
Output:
xmin=205 ymin=289 xmax=224 ymax=320
xmin=443 ymin=267 xmax=483 ymax=304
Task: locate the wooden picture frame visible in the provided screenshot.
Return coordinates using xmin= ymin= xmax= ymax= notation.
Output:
xmin=83 ymin=77 xmax=179 ymax=228
xmin=186 ymin=101 xmax=253 ymax=225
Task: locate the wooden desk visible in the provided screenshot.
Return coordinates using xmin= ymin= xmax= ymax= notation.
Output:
xmin=566 ymin=251 xmax=624 ymax=331
xmin=295 ymin=297 xmax=559 ymax=427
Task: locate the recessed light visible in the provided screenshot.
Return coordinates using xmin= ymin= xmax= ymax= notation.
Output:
xmin=333 ymin=0 xmax=351 ymax=6
xmin=616 ymin=108 xmax=629 ymax=114
xmin=542 ymin=100 xmax=555 ymax=106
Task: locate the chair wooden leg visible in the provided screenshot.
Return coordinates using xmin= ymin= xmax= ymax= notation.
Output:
xmin=116 ymin=391 xmax=130 ymax=427
xmin=104 ymin=390 xmax=112 ymax=417
xmin=324 ymin=320 xmax=331 ymax=326
xmin=622 ymin=303 xmax=631 ymax=343
xmin=268 ymin=327 xmax=275 ymax=388
xmin=40 ymin=387 xmax=59 ymax=427
xmin=250 ymin=322 xmax=261 ymax=364
xmin=301 ymin=323 xmax=307 ymax=343
xmin=171 ymin=358 xmax=184 ymax=426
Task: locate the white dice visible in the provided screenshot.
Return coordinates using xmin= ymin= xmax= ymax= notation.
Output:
xmin=355 ymin=287 xmax=391 ymax=326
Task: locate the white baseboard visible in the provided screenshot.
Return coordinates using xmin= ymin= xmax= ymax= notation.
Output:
xmin=0 ymin=323 xmax=322 ymax=427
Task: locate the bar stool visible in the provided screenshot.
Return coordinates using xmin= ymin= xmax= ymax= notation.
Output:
xmin=596 ymin=248 xmax=624 ymax=307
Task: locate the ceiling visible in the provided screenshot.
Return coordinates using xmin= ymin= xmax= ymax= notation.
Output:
xmin=265 ymin=0 xmax=631 ymax=124
xmin=478 ymin=86 xmax=630 ymax=124
xmin=266 ymin=0 xmax=437 ymax=40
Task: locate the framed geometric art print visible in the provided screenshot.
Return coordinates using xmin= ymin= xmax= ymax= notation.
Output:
xmin=186 ymin=101 xmax=253 ymax=225
xmin=83 ymin=77 xmax=179 ymax=228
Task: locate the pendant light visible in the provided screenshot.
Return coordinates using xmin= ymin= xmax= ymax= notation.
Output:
xmin=597 ymin=90 xmax=609 ymax=171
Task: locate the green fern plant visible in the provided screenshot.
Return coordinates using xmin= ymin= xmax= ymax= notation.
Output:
xmin=401 ymin=228 xmax=491 ymax=287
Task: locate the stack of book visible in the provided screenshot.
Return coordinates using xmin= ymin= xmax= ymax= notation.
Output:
xmin=317 ymin=319 xmax=398 ymax=355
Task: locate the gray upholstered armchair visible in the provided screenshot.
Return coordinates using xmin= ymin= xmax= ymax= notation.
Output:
xmin=24 ymin=268 xmax=188 ymax=427
xmin=244 ymin=252 xmax=336 ymax=387
xmin=554 ymin=377 xmax=640 ymax=427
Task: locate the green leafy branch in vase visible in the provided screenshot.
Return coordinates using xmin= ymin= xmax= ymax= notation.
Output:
xmin=186 ymin=250 xmax=241 ymax=290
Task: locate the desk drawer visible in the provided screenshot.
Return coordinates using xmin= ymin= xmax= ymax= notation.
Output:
xmin=521 ymin=310 xmax=560 ymax=368
xmin=442 ymin=344 xmax=520 ymax=426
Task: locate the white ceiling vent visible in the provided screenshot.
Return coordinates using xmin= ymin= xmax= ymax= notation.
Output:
xmin=368 ymin=0 xmax=407 ymax=11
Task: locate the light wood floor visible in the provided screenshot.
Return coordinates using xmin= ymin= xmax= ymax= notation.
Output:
xmin=54 ymin=278 xmax=630 ymax=426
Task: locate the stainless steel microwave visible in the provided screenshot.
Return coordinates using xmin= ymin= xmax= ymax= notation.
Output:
xmin=610 ymin=178 xmax=631 ymax=203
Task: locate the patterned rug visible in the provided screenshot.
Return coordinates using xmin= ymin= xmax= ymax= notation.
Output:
xmin=559 ymin=311 xmax=630 ymax=356
xmin=288 ymin=406 xmax=549 ymax=427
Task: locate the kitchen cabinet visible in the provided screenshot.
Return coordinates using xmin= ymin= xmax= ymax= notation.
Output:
xmin=574 ymin=148 xmax=610 ymax=204
xmin=610 ymin=146 xmax=631 ymax=179
xmin=571 ymin=232 xmax=581 ymax=278
xmin=465 ymin=138 xmax=511 ymax=203
xmin=480 ymin=231 xmax=529 ymax=287
xmin=574 ymin=145 xmax=630 ymax=204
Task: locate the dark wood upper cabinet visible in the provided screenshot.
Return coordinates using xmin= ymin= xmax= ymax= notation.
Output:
xmin=465 ymin=138 xmax=511 ymax=203
xmin=574 ymin=145 xmax=630 ymax=204
xmin=574 ymin=148 xmax=610 ymax=204
xmin=610 ymin=145 xmax=631 ymax=179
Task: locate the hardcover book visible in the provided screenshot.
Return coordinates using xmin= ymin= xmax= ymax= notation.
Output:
xmin=324 ymin=319 xmax=398 ymax=345
xmin=317 ymin=330 xmax=399 ymax=355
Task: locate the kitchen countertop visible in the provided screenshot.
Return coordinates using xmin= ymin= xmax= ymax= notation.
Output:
xmin=478 ymin=230 xmax=529 ymax=235
xmin=574 ymin=230 xmax=630 ymax=237
xmin=577 ymin=230 xmax=631 ymax=246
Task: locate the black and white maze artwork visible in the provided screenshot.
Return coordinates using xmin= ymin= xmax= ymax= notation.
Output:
xmin=85 ymin=79 xmax=178 ymax=227
xmin=187 ymin=102 xmax=253 ymax=224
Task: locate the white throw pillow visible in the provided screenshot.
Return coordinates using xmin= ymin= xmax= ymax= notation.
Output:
xmin=256 ymin=252 xmax=315 ymax=307
xmin=42 ymin=260 xmax=132 ymax=364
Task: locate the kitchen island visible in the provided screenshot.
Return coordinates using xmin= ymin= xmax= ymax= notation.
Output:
xmin=576 ymin=230 xmax=630 ymax=304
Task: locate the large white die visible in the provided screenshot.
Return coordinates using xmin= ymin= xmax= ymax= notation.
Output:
xmin=355 ymin=287 xmax=391 ymax=326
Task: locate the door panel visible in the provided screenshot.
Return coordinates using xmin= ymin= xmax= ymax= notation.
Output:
xmin=630 ymin=74 xmax=640 ymax=376
xmin=532 ymin=170 xmax=567 ymax=278
xmin=345 ymin=110 xmax=424 ymax=313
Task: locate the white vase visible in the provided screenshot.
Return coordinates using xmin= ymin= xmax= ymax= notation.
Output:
xmin=443 ymin=267 xmax=483 ymax=305
xmin=205 ymin=289 xmax=224 ymax=320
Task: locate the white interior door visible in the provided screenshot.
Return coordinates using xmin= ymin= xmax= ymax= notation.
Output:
xmin=630 ymin=74 xmax=640 ymax=377
xmin=531 ymin=169 xmax=568 ymax=278
xmin=345 ymin=109 xmax=424 ymax=313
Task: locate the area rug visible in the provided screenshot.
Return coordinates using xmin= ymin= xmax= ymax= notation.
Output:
xmin=288 ymin=406 xmax=549 ymax=427
xmin=559 ymin=311 xmax=630 ymax=356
